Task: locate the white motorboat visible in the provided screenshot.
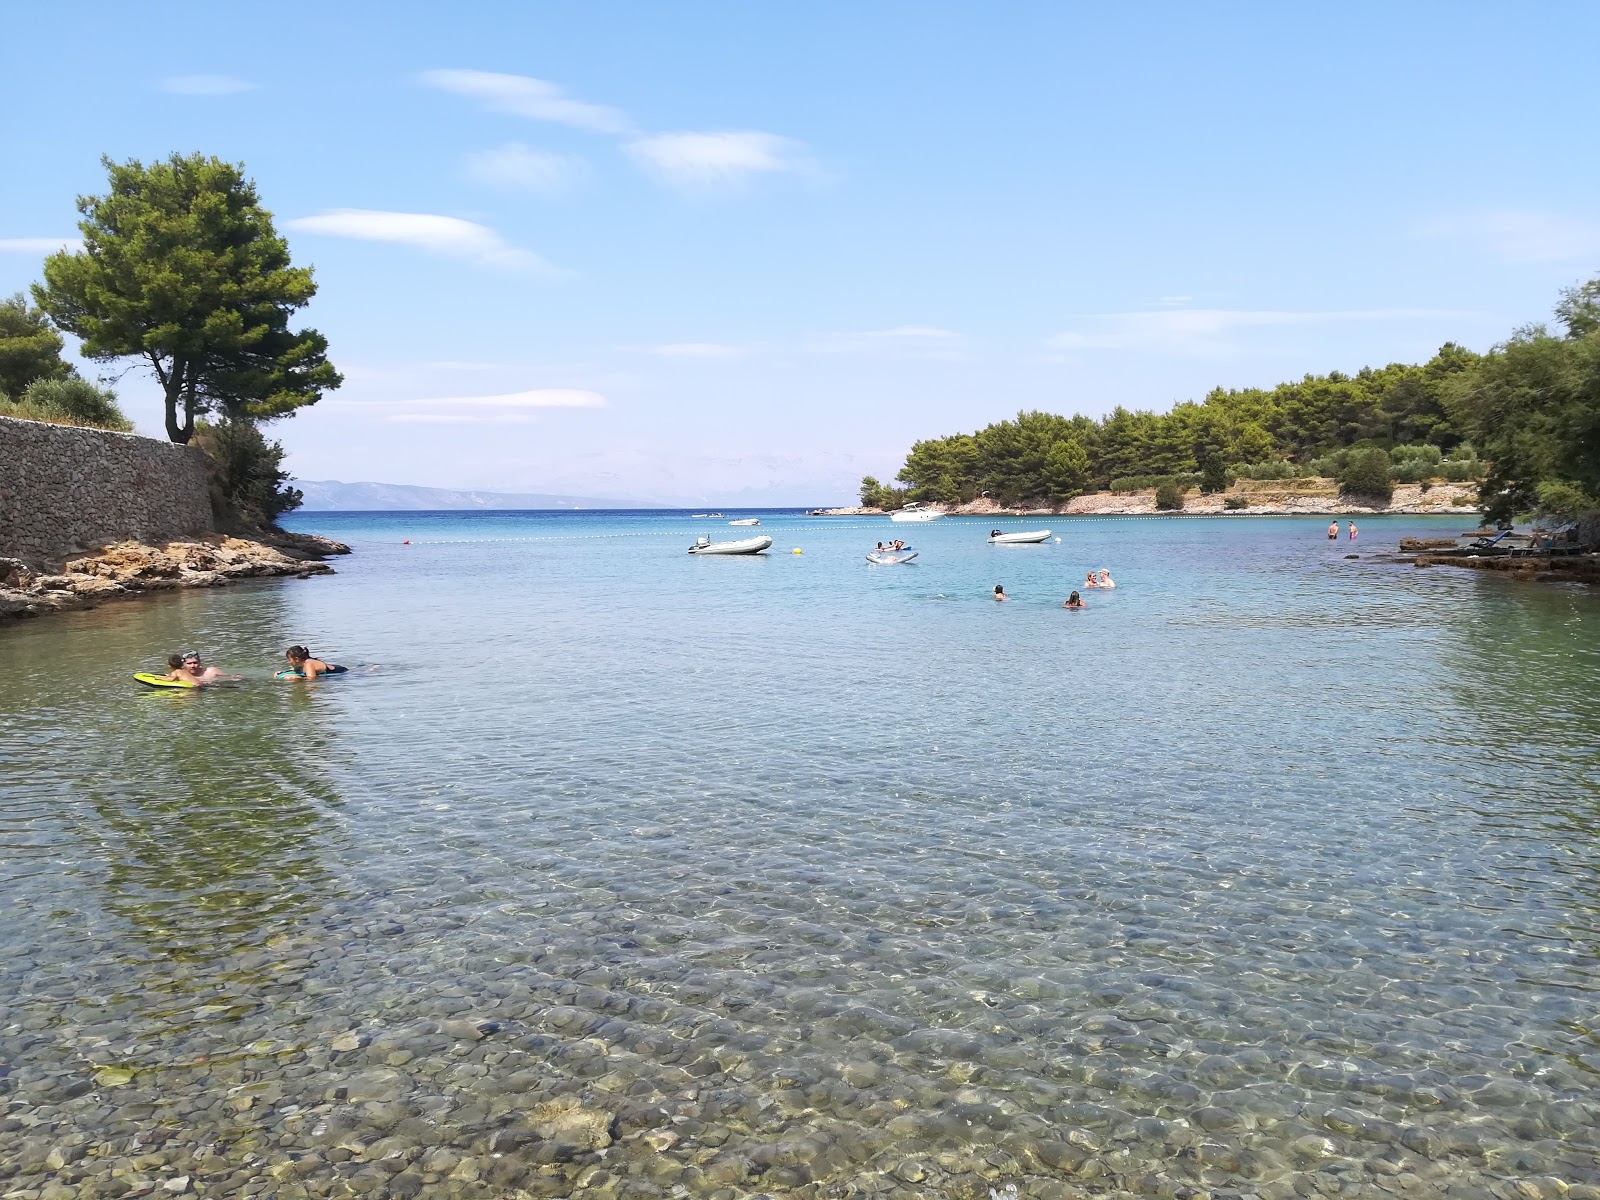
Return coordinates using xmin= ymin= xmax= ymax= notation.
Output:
xmin=689 ymin=535 xmax=772 ymax=555
xmin=866 ymin=550 xmax=919 ymax=564
xmin=890 ymin=504 xmax=941 ymax=523
xmin=728 ymin=517 xmax=761 ymax=526
xmin=988 ymin=528 xmax=1052 ymax=544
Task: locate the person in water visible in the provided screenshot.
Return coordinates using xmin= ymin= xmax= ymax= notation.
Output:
xmin=1097 ymin=569 xmax=1115 ymax=588
xmin=1348 ymin=520 xmax=1358 ymax=541
xmin=1083 ymin=570 xmax=1099 ymax=588
xmin=279 ymin=645 xmax=347 ymax=679
xmin=993 ymin=584 xmax=1008 ymax=601
xmin=1063 ymin=591 xmax=1086 ymax=609
xmin=161 ymin=654 xmax=199 ymax=685
xmin=176 ymin=650 xmax=239 ymax=684
xmin=1328 ymin=521 xmax=1339 ymax=540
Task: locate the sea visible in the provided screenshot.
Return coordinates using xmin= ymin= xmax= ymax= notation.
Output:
xmin=1 ymin=509 xmax=1597 ymax=1198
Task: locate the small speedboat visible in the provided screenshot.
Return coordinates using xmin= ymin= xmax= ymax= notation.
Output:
xmin=689 ymin=535 xmax=772 ymax=555
xmin=988 ymin=529 xmax=1052 ymax=544
xmin=729 ymin=517 xmax=761 ymax=526
xmin=866 ymin=550 xmax=918 ymax=564
xmin=890 ymin=504 xmax=941 ymax=523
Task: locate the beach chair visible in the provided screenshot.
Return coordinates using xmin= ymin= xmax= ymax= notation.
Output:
xmin=1468 ymin=529 xmax=1513 ymax=551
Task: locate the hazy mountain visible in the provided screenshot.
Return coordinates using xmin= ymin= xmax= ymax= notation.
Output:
xmin=296 ymin=480 xmax=672 ymax=511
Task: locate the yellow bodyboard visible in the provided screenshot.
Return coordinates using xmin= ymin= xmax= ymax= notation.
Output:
xmin=134 ymin=672 xmax=197 ymax=689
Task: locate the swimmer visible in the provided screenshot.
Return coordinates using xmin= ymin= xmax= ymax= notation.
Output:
xmin=1328 ymin=521 xmax=1339 ymax=540
xmin=1083 ymin=570 xmax=1099 ymax=588
xmin=280 ymin=645 xmax=347 ymax=679
xmin=161 ymin=654 xmax=197 ymax=684
xmin=1348 ymin=520 xmax=1358 ymax=541
xmin=993 ymin=584 xmax=1008 ymax=601
xmin=1063 ymin=591 xmax=1086 ymax=609
xmin=178 ymin=650 xmax=239 ymax=684
xmin=1097 ymin=569 xmax=1115 ymax=588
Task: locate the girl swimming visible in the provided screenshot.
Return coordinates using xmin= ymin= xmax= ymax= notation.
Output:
xmin=278 ymin=645 xmax=348 ymax=680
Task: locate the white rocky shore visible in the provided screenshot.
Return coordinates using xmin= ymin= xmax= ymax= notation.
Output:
xmin=822 ymin=479 xmax=1480 ymax=517
xmin=0 ymin=531 xmax=350 ymax=620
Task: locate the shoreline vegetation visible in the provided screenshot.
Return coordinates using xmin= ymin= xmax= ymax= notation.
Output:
xmin=859 ymin=276 xmax=1600 ymax=538
xmin=822 ymin=478 xmax=1479 ymax=517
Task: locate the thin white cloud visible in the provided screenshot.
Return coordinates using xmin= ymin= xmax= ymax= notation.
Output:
xmin=286 ymin=209 xmax=559 ymax=272
xmin=650 ymin=342 xmax=741 ymax=358
xmin=421 ymin=69 xmax=632 ymax=134
xmin=464 ymin=143 xmax=583 ymax=194
xmin=809 ymin=326 xmax=963 ymax=354
xmin=161 ymin=75 xmax=257 ymax=96
xmin=0 ymin=237 xmax=82 ymax=255
xmin=626 ymin=131 xmax=809 ymax=188
xmin=1048 ymin=308 xmax=1468 ymax=356
xmin=1419 ymin=211 xmax=1600 ymax=264
xmin=350 ymin=388 xmax=607 ymax=423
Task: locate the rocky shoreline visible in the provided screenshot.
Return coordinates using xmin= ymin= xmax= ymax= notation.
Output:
xmin=821 ymin=480 xmax=1480 ymax=517
xmin=0 ymin=530 xmax=350 ymax=621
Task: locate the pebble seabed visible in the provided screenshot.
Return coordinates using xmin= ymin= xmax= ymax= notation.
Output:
xmin=4 ymin=864 xmax=1599 ymax=1200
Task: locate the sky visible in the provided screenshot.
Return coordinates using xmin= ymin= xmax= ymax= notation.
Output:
xmin=3 ymin=1 xmax=1599 ymax=505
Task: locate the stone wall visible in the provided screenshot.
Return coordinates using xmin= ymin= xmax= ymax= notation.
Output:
xmin=0 ymin=415 xmax=213 ymax=566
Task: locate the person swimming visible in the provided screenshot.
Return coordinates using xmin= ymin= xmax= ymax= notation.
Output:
xmin=1348 ymin=520 xmax=1358 ymax=541
xmin=1063 ymin=591 xmax=1086 ymax=609
xmin=1083 ymin=570 xmax=1099 ymax=588
xmin=993 ymin=584 xmax=1008 ymax=601
xmin=278 ymin=645 xmax=347 ymax=679
xmin=1097 ymin=569 xmax=1115 ymax=588
xmin=174 ymin=650 xmax=239 ymax=684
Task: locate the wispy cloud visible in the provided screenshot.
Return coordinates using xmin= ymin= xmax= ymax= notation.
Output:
xmin=650 ymin=342 xmax=741 ymax=358
xmin=421 ymin=69 xmax=632 ymax=134
xmin=353 ymin=388 xmax=607 ymax=424
xmin=1048 ymin=308 xmax=1466 ymax=356
xmin=161 ymin=74 xmax=257 ymax=96
xmin=286 ymin=209 xmax=559 ymax=272
xmin=809 ymin=325 xmax=963 ymax=355
xmin=0 ymin=237 xmax=82 ymax=255
xmin=1419 ymin=210 xmax=1600 ymax=265
xmin=626 ymin=132 xmax=809 ymax=188
xmin=464 ymin=143 xmax=584 ymax=193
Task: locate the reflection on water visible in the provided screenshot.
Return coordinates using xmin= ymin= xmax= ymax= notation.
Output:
xmin=1 ymin=512 xmax=1598 ymax=1198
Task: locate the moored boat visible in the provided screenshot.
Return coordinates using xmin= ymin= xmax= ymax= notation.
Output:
xmin=890 ymin=504 xmax=941 ymax=523
xmin=688 ymin=535 xmax=773 ymax=555
xmin=988 ymin=529 xmax=1052 ymax=544
xmin=729 ymin=517 xmax=761 ymax=526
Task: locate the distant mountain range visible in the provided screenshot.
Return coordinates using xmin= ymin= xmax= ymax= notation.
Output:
xmin=295 ymin=480 xmax=672 ymax=511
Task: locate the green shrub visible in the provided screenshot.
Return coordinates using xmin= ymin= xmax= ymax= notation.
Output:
xmin=1338 ymin=447 xmax=1394 ymax=501
xmin=1451 ymin=493 xmax=1477 ymax=506
xmin=1112 ymin=473 xmax=1202 ymax=493
xmin=4 ymin=377 xmax=131 ymax=431
xmin=1154 ymin=481 xmax=1184 ymax=510
xmin=192 ymin=419 xmax=302 ymax=529
xmin=1391 ymin=443 xmax=1443 ymax=468
xmin=1231 ymin=460 xmax=1308 ymax=480
xmin=1534 ymin=479 xmax=1595 ymax=517
xmin=1223 ymin=495 xmax=1248 ymax=510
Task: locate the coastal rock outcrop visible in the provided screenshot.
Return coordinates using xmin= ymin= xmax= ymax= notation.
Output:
xmin=0 ymin=534 xmax=348 ymax=621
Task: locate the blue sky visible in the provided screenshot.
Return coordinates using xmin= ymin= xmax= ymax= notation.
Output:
xmin=4 ymin=1 xmax=1598 ymax=504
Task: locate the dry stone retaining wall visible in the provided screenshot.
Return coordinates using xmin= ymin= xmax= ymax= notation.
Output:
xmin=0 ymin=415 xmax=212 ymax=566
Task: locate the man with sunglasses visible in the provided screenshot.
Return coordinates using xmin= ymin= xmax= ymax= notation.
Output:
xmin=176 ymin=650 xmax=242 ymax=685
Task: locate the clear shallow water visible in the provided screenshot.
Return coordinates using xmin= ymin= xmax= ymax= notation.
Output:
xmin=2 ymin=510 xmax=1598 ymax=1200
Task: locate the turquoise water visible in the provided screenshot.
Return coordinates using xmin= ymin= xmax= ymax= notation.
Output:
xmin=2 ymin=510 xmax=1598 ymax=1198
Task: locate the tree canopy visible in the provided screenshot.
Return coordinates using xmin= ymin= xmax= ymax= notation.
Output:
xmin=877 ymin=277 xmax=1600 ymax=521
xmin=34 ymin=153 xmax=341 ymax=443
xmin=0 ymin=292 xmax=74 ymax=399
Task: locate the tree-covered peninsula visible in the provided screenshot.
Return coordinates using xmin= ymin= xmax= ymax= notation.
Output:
xmin=866 ymin=277 xmax=1600 ymax=525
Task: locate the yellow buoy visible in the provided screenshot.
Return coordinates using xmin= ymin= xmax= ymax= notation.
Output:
xmin=792 ymin=548 xmax=802 ymax=554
